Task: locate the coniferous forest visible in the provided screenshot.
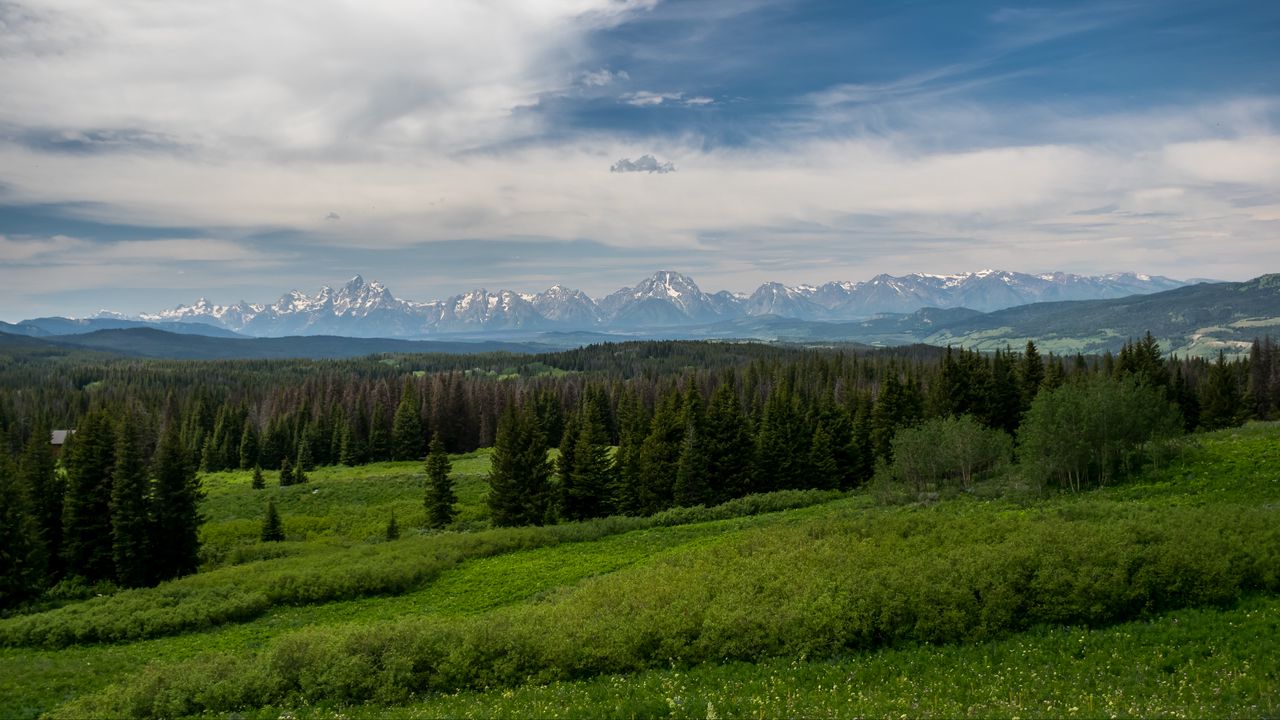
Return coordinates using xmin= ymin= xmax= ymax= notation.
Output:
xmin=2 ymin=336 xmax=1279 ymax=719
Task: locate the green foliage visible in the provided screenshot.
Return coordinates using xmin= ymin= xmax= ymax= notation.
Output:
xmin=261 ymin=499 xmax=284 ymax=543
xmin=109 ymin=413 xmax=151 ymax=588
xmin=278 ymin=457 xmax=295 ymax=487
xmin=61 ymin=410 xmax=116 ymax=582
xmin=1019 ymin=374 xmax=1184 ymax=491
xmin=149 ymin=425 xmax=202 ymax=582
xmin=18 ymin=425 xmax=61 ymax=581
xmin=384 ymin=512 xmax=399 ymax=541
xmin=423 ymin=433 xmax=457 ymax=528
xmin=0 ymin=453 xmax=46 ymax=608
xmin=250 ymin=465 xmax=265 ymax=490
xmin=60 ymin=497 xmax=1280 ymax=717
xmin=487 ymin=405 xmax=552 ymax=527
xmin=391 ymin=380 xmax=424 ymax=461
xmin=889 ymin=415 xmax=1012 ymax=492
xmin=1200 ymin=351 xmax=1244 ymax=430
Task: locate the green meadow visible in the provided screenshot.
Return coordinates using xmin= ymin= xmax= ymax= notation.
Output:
xmin=3 ymin=423 xmax=1279 ymax=719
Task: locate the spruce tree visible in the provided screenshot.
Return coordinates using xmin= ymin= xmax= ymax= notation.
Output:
xmin=424 ymin=432 xmax=457 ymax=528
xmin=704 ymin=382 xmax=753 ymax=502
xmin=296 ymin=435 xmax=315 ymax=472
xmin=807 ymin=421 xmax=841 ymax=490
xmin=238 ymin=422 xmax=259 ymax=470
xmin=367 ymin=398 xmax=391 ymax=462
xmin=385 ymin=511 xmax=400 ymax=541
xmin=561 ymin=406 xmax=614 ymax=520
xmin=0 ymin=452 xmax=47 ymax=607
xmin=673 ymin=385 xmax=712 ymax=507
xmin=110 ymin=413 xmax=151 ymax=588
xmin=151 ymin=424 xmax=202 ymax=582
xmin=279 ymin=457 xmax=295 ymax=487
xmin=1200 ymin=351 xmax=1243 ymax=430
xmin=19 ymin=424 xmax=62 ymax=580
xmin=635 ymin=390 xmax=684 ymax=514
xmin=251 ymin=464 xmax=265 ymax=490
xmin=61 ymin=410 xmax=117 ymax=582
xmin=261 ymin=498 xmax=284 ymax=542
xmin=610 ymin=388 xmax=650 ymax=515
xmin=1019 ymin=341 xmax=1045 ymax=409
xmin=392 ymin=380 xmax=425 ymax=460
xmin=487 ymin=405 xmax=552 ymax=527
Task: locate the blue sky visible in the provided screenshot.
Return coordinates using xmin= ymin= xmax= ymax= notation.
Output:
xmin=1 ymin=0 xmax=1278 ymax=319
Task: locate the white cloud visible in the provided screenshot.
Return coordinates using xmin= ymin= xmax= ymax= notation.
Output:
xmin=610 ymin=154 xmax=676 ymax=173
xmin=581 ymin=68 xmax=630 ymax=87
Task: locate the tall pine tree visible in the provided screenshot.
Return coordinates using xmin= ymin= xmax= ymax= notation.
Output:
xmin=111 ymin=412 xmax=152 ymax=588
xmin=150 ymin=424 xmax=202 ymax=582
xmin=424 ymin=432 xmax=457 ymax=528
xmin=392 ymin=380 xmax=425 ymax=460
xmin=61 ymin=410 xmax=116 ymax=582
xmin=487 ymin=405 xmax=552 ymax=527
xmin=0 ymin=452 xmax=46 ymax=607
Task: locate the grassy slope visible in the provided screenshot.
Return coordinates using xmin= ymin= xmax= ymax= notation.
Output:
xmin=4 ymin=424 xmax=1279 ymax=718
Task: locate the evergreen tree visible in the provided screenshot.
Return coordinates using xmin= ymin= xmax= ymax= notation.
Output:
xmin=385 ymin=511 xmax=400 ymax=541
xmin=807 ymin=421 xmax=841 ymax=490
xmin=279 ymin=457 xmax=295 ymax=487
xmin=0 ymin=452 xmax=46 ymax=607
xmin=391 ymin=380 xmax=425 ymax=460
xmin=557 ymin=399 xmax=614 ymax=521
xmin=845 ymin=394 xmax=876 ymax=487
xmin=610 ymin=388 xmax=650 ymax=515
xmin=339 ymin=413 xmax=364 ymax=466
xmin=1247 ymin=337 xmax=1276 ymax=419
xmin=19 ymin=424 xmax=62 ymax=581
xmin=238 ymin=422 xmax=259 ymax=470
xmin=110 ymin=413 xmax=151 ymax=588
xmin=424 ymin=432 xmax=457 ymax=528
xmin=293 ymin=455 xmax=309 ymax=485
xmin=261 ymin=498 xmax=284 ymax=542
xmin=673 ymin=385 xmax=713 ymax=507
xmin=487 ymin=405 xmax=552 ymax=527
xmin=1019 ymin=341 xmax=1046 ymax=409
xmin=703 ymin=382 xmax=754 ymax=503
xmin=635 ymin=390 xmax=684 ymax=514
xmin=251 ymin=464 xmax=265 ymax=490
xmin=1200 ymin=351 xmax=1243 ymax=430
xmin=296 ymin=433 xmax=315 ymax=472
xmin=150 ymin=424 xmax=202 ymax=582
xmin=367 ymin=398 xmax=391 ymax=462
xmin=61 ymin=410 xmax=116 ymax=582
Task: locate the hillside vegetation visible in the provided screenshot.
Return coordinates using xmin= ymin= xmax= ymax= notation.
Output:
xmin=1 ymin=422 xmax=1276 ymax=719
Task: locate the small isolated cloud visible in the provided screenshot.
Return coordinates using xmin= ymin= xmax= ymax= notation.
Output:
xmin=325 ymin=211 xmax=341 ymax=220
xmin=621 ymin=91 xmax=714 ymax=107
xmin=610 ymin=155 xmax=676 ymax=174
xmin=581 ymin=68 xmax=629 ymax=87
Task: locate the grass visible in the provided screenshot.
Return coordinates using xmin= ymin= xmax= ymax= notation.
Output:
xmin=254 ymin=595 xmax=1280 ymax=720
xmin=5 ymin=423 xmax=1280 ymax=719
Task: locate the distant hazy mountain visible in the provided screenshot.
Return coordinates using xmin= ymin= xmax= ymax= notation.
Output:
xmin=69 ymin=269 xmax=1188 ymax=338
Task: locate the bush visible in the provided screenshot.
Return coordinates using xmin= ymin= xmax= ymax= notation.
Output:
xmin=59 ymin=500 xmax=1280 ymax=718
xmin=890 ymin=415 xmax=1012 ymax=492
xmin=1019 ymin=375 xmax=1183 ymax=491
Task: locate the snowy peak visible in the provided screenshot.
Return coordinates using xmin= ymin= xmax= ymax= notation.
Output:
xmin=113 ymin=269 xmax=1187 ymax=338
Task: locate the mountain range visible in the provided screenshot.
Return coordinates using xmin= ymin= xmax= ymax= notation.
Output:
xmin=5 ymin=274 xmax=1277 ymax=360
xmin=63 ymin=269 xmax=1186 ymax=339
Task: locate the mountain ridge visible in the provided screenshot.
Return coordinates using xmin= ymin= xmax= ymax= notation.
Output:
xmin=78 ymin=269 xmax=1187 ymax=339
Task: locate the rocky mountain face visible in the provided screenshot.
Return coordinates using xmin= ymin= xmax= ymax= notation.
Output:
xmin=107 ymin=269 xmax=1187 ymax=338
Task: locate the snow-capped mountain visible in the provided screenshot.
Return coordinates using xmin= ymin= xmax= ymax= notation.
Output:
xmin=106 ymin=269 xmax=1187 ymax=338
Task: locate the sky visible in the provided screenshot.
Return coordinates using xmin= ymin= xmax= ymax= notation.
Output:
xmin=1 ymin=0 xmax=1278 ymax=320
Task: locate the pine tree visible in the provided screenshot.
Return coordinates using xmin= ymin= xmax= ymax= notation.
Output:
xmin=293 ymin=455 xmax=309 ymax=485
xmin=487 ymin=405 xmax=552 ymax=527
xmin=807 ymin=421 xmax=841 ymax=490
xmin=560 ymin=405 xmax=614 ymax=520
xmin=251 ymin=464 xmax=265 ymax=490
xmin=610 ymin=388 xmax=650 ymax=515
xmin=238 ymin=422 xmax=259 ymax=470
xmin=110 ymin=413 xmax=151 ymax=588
xmin=150 ymin=424 xmax=202 ymax=582
xmin=367 ymin=398 xmax=391 ymax=462
xmin=19 ymin=424 xmax=62 ymax=581
xmin=296 ymin=435 xmax=315 ymax=472
xmin=673 ymin=385 xmax=712 ymax=507
xmin=392 ymin=380 xmax=425 ymax=460
xmin=635 ymin=390 xmax=684 ymax=514
xmin=703 ymin=381 xmax=754 ymax=503
xmin=279 ymin=457 xmax=295 ymax=487
xmin=261 ymin=498 xmax=284 ymax=542
xmin=1019 ymin=341 xmax=1045 ymax=409
xmin=1200 ymin=351 xmax=1243 ymax=430
xmin=61 ymin=409 xmax=116 ymax=582
xmin=754 ymin=386 xmax=809 ymax=491
xmin=0 ymin=452 xmax=47 ymax=607
xmin=424 ymin=432 xmax=457 ymax=528
xmin=385 ymin=512 xmax=400 ymax=541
